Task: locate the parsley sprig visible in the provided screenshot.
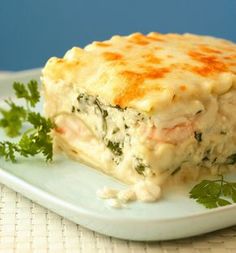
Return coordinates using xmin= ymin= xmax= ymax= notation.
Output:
xmin=0 ymin=80 xmax=54 ymax=162
xmin=0 ymin=80 xmax=40 ymax=137
xmin=190 ymin=175 xmax=236 ymax=208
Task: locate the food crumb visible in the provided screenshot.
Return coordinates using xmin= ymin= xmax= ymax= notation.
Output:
xmin=97 ymin=181 xmax=162 ymax=208
xmin=117 ymin=188 xmax=136 ymax=203
xmin=107 ymin=198 xmax=123 ymax=209
xmin=96 ymin=186 xmax=118 ymax=199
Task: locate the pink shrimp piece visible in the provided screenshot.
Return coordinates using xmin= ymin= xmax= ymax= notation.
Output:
xmin=54 ymin=127 xmax=66 ymax=134
xmin=148 ymin=122 xmax=194 ymax=144
xmin=55 ymin=115 xmax=93 ymax=141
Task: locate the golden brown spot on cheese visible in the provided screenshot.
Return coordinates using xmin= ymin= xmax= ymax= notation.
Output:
xmin=147 ymin=32 xmax=165 ymax=42
xmin=224 ymin=54 xmax=236 ymax=60
xmin=120 ymin=70 xmax=143 ymax=82
xmin=142 ymin=54 xmax=162 ymax=64
xmin=143 ymin=67 xmax=170 ymax=79
xmin=128 ymin=33 xmax=150 ymax=46
xmin=94 ymin=42 xmax=111 ymax=47
xmin=179 ymin=84 xmax=187 ymax=91
xmin=115 ymin=71 xmax=144 ymax=107
xmin=188 ymin=51 xmax=228 ymax=76
xmin=199 ymin=45 xmax=222 ymax=54
xmin=55 ymin=58 xmax=81 ymax=66
xmin=55 ymin=59 xmax=65 ymax=63
xmin=147 ymin=35 xmax=165 ymax=42
xmin=224 ymin=56 xmax=232 ymax=60
xmin=102 ymin=52 xmax=123 ymax=61
xmin=114 ymin=67 xmax=169 ymax=107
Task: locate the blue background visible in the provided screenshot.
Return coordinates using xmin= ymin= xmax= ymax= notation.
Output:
xmin=0 ymin=0 xmax=236 ymax=71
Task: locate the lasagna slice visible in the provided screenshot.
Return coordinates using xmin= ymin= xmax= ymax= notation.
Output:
xmin=42 ymin=32 xmax=236 ymax=190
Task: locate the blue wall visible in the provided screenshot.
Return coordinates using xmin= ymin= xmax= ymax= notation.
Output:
xmin=0 ymin=0 xmax=236 ymax=70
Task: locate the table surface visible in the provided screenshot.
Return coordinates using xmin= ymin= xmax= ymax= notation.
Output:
xmin=1 ymin=71 xmax=236 ymax=253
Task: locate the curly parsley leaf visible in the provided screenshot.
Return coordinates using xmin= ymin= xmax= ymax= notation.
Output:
xmin=0 ymin=142 xmax=20 ymax=162
xmin=13 ymin=80 xmax=40 ymax=107
xmin=0 ymin=80 xmax=54 ymax=162
xmin=0 ymin=100 xmax=27 ymax=137
xmin=0 ymin=80 xmax=40 ymax=138
xmin=0 ymin=112 xmax=54 ymax=162
xmin=190 ymin=176 xmax=236 ymax=209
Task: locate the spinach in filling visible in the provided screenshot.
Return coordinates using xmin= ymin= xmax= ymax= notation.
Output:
xmin=194 ymin=131 xmax=202 ymax=142
xmin=225 ymin=153 xmax=236 ymax=165
xmin=106 ymin=140 xmax=123 ymax=156
xmin=134 ymin=157 xmax=149 ymax=175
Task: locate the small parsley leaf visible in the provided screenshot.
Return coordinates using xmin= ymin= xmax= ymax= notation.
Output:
xmin=0 ymin=100 xmax=27 ymax=137
xmin=217 ymin=198 xmax=231 ymax=207
xmin=190 ymin=176 xmax=236 ymax=209
xmin=13 ymin=80 xmax=40 ymax=107
xmin=232 ymin=189 xmax=236 ymax=203
xmin=0 ymin=142 xmax=19 ymax=162
xmin=222 ymin=183 xmax=232 ymax=197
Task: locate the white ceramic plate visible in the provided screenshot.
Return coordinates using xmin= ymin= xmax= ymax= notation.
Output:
xmin=0 ymin=69 xmax=236 ymax=241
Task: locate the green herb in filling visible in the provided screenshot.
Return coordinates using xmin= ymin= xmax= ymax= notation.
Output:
xmin=202 ymin=149 xmax=210 ymax=162
xmin=77 ymin=93 xmax=85 ymax=102
xmin=134 ymin=158 xmax=149 ymax=175
xmin=94 ymin=98 xmax=108 ymax=135
xmin=220 ymin=131 xmax=227 ymax=135
xmin=225 ymin=153 xmax=236 ymax=165
xmin=112 ymin=128 xmax=120 ymax=134
xmin=194 ymin=131 xmax=202 ymax=142
xmin=171 ymin=166 xmax=181 ymax=175
xmin=76 ymin=93 xmax=109 ymax=135
xmin=135 ymin=163 xmax=145 ymax=175
xmin=106 ymin=140 xmax=123 ymax=156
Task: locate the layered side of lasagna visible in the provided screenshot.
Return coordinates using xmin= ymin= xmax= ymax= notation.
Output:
xmin=42 ymin=32 xmax=236 ymax=189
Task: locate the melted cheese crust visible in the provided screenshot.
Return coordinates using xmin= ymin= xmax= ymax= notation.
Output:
xmin=42 ymin=32 xmax=236 ymax=113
